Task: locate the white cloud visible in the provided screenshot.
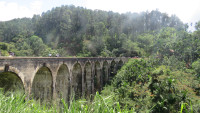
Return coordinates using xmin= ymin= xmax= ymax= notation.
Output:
xmin=30 ymin=1 xmax=43 ymax=14
xmin=86 ymin=0 xmax=200 ymax=24
xmin=0 ymin=1 xmax=43 ymax=21
xmin=0 ymin=0 xmax=199 ymax=24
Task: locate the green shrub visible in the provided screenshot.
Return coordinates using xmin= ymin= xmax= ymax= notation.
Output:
xmin=109 ymin=58 xmax=199 ymax=112
xmin=192 ymin=59 xmax=200 ymax=76
xmin=112 ymin=59 xmax=153 ymax=112
xmin=161 ymin=56 xmax=185 ymax=71
xmin=0 ymin=50 xmax=9 ymax=56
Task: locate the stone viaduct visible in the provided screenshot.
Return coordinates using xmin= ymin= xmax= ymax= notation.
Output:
xmin=0 ymin=57 xmax=129 ymax=102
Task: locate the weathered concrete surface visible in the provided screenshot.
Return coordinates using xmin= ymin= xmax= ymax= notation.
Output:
xmin=0 ymin=57 xmax=129 ymax=101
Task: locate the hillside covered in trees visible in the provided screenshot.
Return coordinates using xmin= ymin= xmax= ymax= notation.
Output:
xmin=0 ymin=5 xmax=200 ymax=67
xmin=1 ymin=5 xmax=198 ymax=58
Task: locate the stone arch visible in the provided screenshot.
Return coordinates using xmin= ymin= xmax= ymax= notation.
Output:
xmin=110 ymin=60 xmax=117 ymax=79
xmin=0 ymin=65 xmax=23 ymax=82
xmin=0 ymin=65 xmax=24 ymax=93
xmin=31 ymin=66 xmax=53 ymax=103
xmin=56 ymin=64 xmax=70 ymax=102
xmin=94 ymin=61 xmax=101 ymax=92
xmin=0 ymin=70 xmax=24 ymax=93
xmin=72 ymin=63 xmax=82 ymax=99
xmin=117 ymin=60 xmax=123 ymax=70
xmin=102 ymin=61 xmax=109 ymax=87
xmin=84 ymin=62 xmax=92 ymax=97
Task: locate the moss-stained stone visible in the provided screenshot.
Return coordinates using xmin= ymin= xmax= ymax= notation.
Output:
xmin=84 ymin=62 xmax=92 ymax=97
xmin=31 ymin=67 xmax=53 ymax=103
xmin=56 ymin=64 xmax=69 ymax=102
xmin=103 ymin=61 xmax=108 ymax=86
xmin=95 ymin=61 xmax=101 ymax=92
xmin=72 ymin=63 xmax=82 ymax=99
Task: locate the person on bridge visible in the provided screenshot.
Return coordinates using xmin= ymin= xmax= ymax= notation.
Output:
xmin=56 ymin=53 xmax=59 ymax=57
xmin=48 ymin=53 xmax=52 ymax=57
xmin=9 ymin=51 xmax=14 ymax=57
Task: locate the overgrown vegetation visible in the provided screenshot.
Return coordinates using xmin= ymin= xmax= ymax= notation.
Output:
xmin=103 ymin=58 xmax=200 ymax=112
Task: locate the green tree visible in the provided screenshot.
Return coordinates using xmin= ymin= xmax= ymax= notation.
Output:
xmin=28 ymin=35 xmax=46 ymax=56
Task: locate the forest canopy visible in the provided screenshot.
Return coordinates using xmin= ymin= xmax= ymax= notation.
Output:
xmin=0 ymin=5 xmax=199 ymax=62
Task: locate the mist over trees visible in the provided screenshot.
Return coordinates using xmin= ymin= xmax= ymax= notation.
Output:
xmin=0 ymin=5 xmax=199 ymax=62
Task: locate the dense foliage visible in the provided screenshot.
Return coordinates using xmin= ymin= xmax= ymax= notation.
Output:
xmin=105 ymin=59 xmax=200 ymax=112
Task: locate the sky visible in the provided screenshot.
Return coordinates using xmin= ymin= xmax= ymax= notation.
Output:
xmin=0 ymin=0 xmax=200 ymax=29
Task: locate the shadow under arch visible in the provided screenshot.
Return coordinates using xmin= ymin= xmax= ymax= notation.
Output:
xmin=94 ymin=61 xmax=101 ymax=92
xmin=72 ymin=62 xmax=82 ymax=99
xmin=102 ymin=61 xmax=109 ymax=87
xmin=56 ymin=64 xmax=70 ymax=103
xmin=84 ymin=62 xmax=92 ymax=98
xmin=117 ymin=60 xmax=124 ymax=70
xmin=31 ymin=66 xmax=53 ymax=103
xmin=0 ymin=71 xmax=24 ymax=93
xmin=110 ymin=60 xmax=117 ymax=79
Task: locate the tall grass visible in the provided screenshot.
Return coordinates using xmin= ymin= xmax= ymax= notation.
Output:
xmin=180 ymin=102 xmax=194 ymax=113
xmin=62 ymin=92 xmax=135 ymax=113
xmin=0 ymin=90 xmax=56 ymax=113
xmin=0 ymin=89 xmax=135 ymax=113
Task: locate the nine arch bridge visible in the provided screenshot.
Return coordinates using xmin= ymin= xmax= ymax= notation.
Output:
xmin=0 ymin=57 xmax=128 ymax=102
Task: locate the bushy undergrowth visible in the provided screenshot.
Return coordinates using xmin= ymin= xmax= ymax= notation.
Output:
xmin=192 ymin=59 xmax=200 ymax=77
xmin=102 ymin=58 xmax=200 ymax=113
